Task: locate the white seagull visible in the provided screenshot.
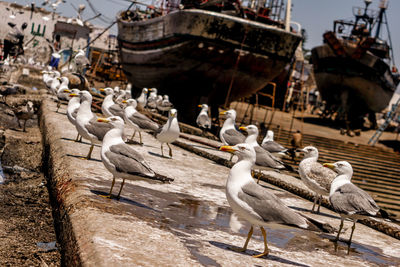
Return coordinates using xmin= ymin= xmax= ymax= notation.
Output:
xmin=299 ymin=146 xmax=336 ymax=214
xmin=100 ymin=88 xmax=125 ymax=118
xmin=67 ymin=89 xmax=82 ymax=142
xmin=196 ymin=104 xmax=211 ymax=131
xmin=56 ymin=77 xmax=70 ymax=112
xmin=146 ymin=88 xmax=158 ymax=109
xmin=219 ymin=109 xmax=245 ymax=146
xmin=75 ymin=91 xmax=113 ymax=159
xmin=155 ymin=108 xmax=180 ymax=157
xmin=97 ymin=116 xmax=173 ymax=199
xmin=261 ymin=130 xmax=289 ymax=157
xmin=123 ymin=99 xmax=159 ymax=144
xmin=136 ymin=88 xmax=148 ymax=110
xmin=323 ymin=161 xmax=388 ymax=254
xmin=220 ymin=143 xmax=333 ymax=258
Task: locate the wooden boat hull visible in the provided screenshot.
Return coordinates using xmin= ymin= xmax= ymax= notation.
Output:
xmin=117 ymin=9 xmax=301 ymax=121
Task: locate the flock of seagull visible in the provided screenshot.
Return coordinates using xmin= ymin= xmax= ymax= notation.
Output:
xmin=41 ymin=69 xmax=389 ymax=258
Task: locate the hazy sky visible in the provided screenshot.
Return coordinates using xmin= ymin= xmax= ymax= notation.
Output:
xmin=8 ymin=0 xmax=400 ymax=89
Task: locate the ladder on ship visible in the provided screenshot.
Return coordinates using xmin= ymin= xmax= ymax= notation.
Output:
xmin=368 ymin=97 xmax=400 ymax=146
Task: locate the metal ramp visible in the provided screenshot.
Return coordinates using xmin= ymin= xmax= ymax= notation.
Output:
xmin=368 ymin=97 xmax=400 ymax=146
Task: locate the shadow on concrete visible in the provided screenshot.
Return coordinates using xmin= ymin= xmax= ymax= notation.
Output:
xmin=378 ymin=139 xmax=400 ymax=153
xmin=90 ymin=189 xmax=157 ymax=211
xmin=209 ymin=241 xmax=310 ymax=266
xmin=66 ymin=153 xmax=102 ymax=162
xmin=148 ymin=151 xmax=172 ymax=159
xmin=60 ymin=137 xmax=99 ymax=146
xmin=288 ymin=206 xmax=341 ymax=220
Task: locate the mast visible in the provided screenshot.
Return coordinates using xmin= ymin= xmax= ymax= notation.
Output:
xmin=374 ymin=0 xmax=387 ymax=39
xmin=284 ymin=0 xmax=291 ymax=31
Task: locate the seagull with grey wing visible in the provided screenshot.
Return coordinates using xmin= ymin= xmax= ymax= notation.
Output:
xmin=219 ymin=109 xmax=245 ymax=146
xmin=155 ymin=108 xmax=180 ymax=158
xmin=100 ymin=88 xmax=125 ymax=118
xmin=219 ymin=143 xmax=333 ymax=258
xmin=299 ymin=146 xmax=336 ymax=214
xmin=123 ymin=99 xmax=159 ymax=144
xmin=67 ymin=89 xmax=82 ymax=142
xmin=196 ymin=104 xmax=211 ymax=133
xmin=261 ymin=130 xmax=290 ymax=158
xmin=97 ymin=116 xmax=173 ymax=199
xmin=323 ymin=161 xmax=389 ymax=254
xmin=75 ymin=91 xmax=113 ymax=160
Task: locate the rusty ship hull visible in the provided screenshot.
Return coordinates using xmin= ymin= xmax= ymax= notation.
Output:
xmin=312 ymin=43 xmax=398 ymax=114
xmin=117 ymin=9 xmax=301 ymax=121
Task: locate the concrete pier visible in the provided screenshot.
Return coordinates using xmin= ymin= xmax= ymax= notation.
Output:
xmin=40 ymin=98 xmax=400 ymax=266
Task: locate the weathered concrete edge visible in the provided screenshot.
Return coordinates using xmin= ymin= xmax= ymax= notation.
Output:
xmin=173 ymin=138 xmax=400 ymax=240
xmin=39 ymin=98 xmax=85 ymax=266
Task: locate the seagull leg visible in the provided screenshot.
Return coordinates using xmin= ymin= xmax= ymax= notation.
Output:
xmin=317 ymin=195 xmax=322 ymax=213
xmin=130 ymin=131 xmax=136 ymax=141
xmin=311 ymin=193 xmax=318 ymax=213
xmin=230 ymin=226 xmax=253 ymax=253
xmin=139 ymin=131 xmax=143 ymax=145
xmin=347 ymin=220 xmax=357 ymax=255
xmin=75 ymin=133 xmax=80 ymax=142
xmin=85 ymin=144 xmax=94 ymax=160
xmin=23 ymin=120 xmax=27 ymax=132
xmin=253 ymin=227 xmax=269 ymax=258
xmin=167 ymin=143 xmax=172 ymax=157
xmin=56 ymin=101 xmax=61 ymax=112
xmin=334 ymin=218 xmax=344 ymax=252
xmin=229 ymin=154 xmax=234 ymax=161
xmin=160 ymin=143 xmax=164 ymax=157
xmin=107 ymin=176 xmax=116 ymax=198
xmin=116 ymin=179 xmax=126 ymax=200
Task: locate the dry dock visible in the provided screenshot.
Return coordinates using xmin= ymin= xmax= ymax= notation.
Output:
xmin=40 ymin=97 xmax=400 ymax=266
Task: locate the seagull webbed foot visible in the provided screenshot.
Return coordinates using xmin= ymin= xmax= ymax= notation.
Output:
xmin=252 ymin=251 xmax=269 ymax=258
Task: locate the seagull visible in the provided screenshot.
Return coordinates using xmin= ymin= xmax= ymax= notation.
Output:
xmin=100 ymin=88 xmax=124 ymax=118
xmin=323 ymin=161 xmax=388 ymax=254
xmin=157 ymin=95 xmax=173 ymax=115
xmin=123 ymin=99 xmax=159 ymax=144
xmin=219 ymin=109 xmax=245 ymax=146
xmin=261 ymin=130 xmax=289 ymax=157
xmin=155 ymin=108 xmax=180 ymax=158
xmin=136 ymin=88 xmax=148 ymax=110
xmin=67 ymin=89 xmax=82 ymax=142
xmin=75 ymin=91 xmax=113 ymax=160
xmin=97 ymin=116 xmax=173 ymax=199
xmin=239 ymin=125 xmax=293 ymax=181
xmin=124 ymin=83 xmax=132 ymax=99
xmin=56 ymin=77 xmax=70 ymax=112
xmin=299 ymin=146 xmax=336 ymax=214
xmin=12 ymin=101 xmax=34 ymax=132
xmin=146 ymin=88 xmax=158 ymax=109
xmin=196 ymin=104 xmax=211 ymax=132
xmin=73 ymin=50 xmax=90 ymax=74
xmin=219 ymin=143 xmax=333 ymax=258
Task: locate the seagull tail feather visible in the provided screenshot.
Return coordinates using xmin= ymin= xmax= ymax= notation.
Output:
xmin=300 ymin=213 xmax=335 ymax=233
xmin=153 ymin=172 xmax=174 ymax=183
xmin=282 ymin=162 xmax=295 ymax=172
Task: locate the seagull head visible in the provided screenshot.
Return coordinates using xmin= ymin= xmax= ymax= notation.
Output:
xmin=100 ymin=87 xmax=114 ymax=96
xmin=239 ymin=125 xmax=258 ymax=136
xmin=149 ymin=88 xmax=157 ymax=94
xmin=97 ymin=116 xmax=125 ymax=129
xmin=69 ymin=89 xmax=80 ymax=97
xmin=219 ymin=109 xmax=236 ymax=120
xmin=124 ymin=99 xmax=137 ymax=108
xmin=323 ymin=161 xmax=352 ymax=177
xmin=169 ymin=108 xmax=177 ymax=118
xmin=60 ymin=76 xmax=69 ymax=84
xmin=198 ymin=104 xmax=209 ymax=110
xmin=142 ymin=88 xmax=148 ymax=94
xmin=79 ymin=90 xmax=92 ymax=102
xmin=300 ymin=146 xmax=318 ymax=159
xmin=266 ymin=130 xmax=274 ymax=141
xmin=220 ymin=143 xmax=256 ymax=162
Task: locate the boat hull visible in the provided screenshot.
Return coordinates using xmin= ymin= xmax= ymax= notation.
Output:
xmin=117 ymin=9 xmax=301 ymax=121
xmin=312 ymin=44 xmax=398 ymax=113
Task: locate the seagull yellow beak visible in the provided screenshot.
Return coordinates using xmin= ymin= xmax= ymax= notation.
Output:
xmin=219 ymin=145 xmax=236 ymax=153
xmin=69 ymin=93 xmax=78 ymax=97
xmin=239 ymin=126 xmax=247 ymax=131
xmin=99 ymin=88 xmax=105 ymax=92
xmin=97 ymin=118 xmax=110 ymax=123
xmin=122 ymin=100 xmax=127 ymax=103
xmin=323 ymin=163 xmax=335 ymax=169
xmin=198 ymin=104 xmax=202 ymax=107
xmin=219 ymin=110 xmax=227 ymax=115
xmin=63 ymin=89 xmax=71 ymax=93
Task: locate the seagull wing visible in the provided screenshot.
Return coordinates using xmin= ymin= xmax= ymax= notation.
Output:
xmin=238 ymin=182 xmax=308 ymax=228
xmin=128 ymin=112 xmax=159 ymax=132
xmin=254 ymin=146 xmax=285 ymax=169
xmin=222 ymin=129 xmax=245 ymax=145
xmin=305 ymin=162 xmax=336 ymax=191
xmin=85 ymin=117 xmax=113 ymax=141
xmin=330 ymin=183 xmax=380 ymax=217
xmin=108 ymin=104 xmax=125 ymax=118
xmin=261 ymin=141 xmax=286 ymax=153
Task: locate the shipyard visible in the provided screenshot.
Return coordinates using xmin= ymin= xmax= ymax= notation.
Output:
xmin=0 ymin=0 xmax=399 ymax=266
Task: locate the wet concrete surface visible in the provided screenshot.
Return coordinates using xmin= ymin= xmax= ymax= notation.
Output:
xmin=42 ymin=98 xmax=400 ymax=266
